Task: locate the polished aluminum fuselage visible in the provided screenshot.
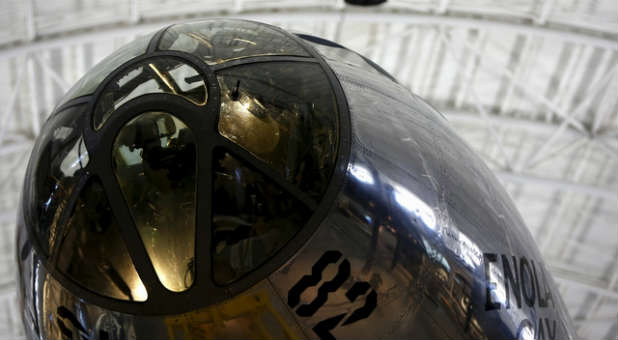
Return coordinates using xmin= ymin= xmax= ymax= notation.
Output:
xmin=17 ymin=31 xmax=574 ymax=340
xmin=267 ymin=56 xmax=575 ymax=339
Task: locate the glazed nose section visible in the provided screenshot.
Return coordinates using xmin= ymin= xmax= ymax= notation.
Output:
xmin=20 ymin=18 xmax=352 ymax=318
xmin=210 ymin=61 xmax=342 ymax=284
xmin=216 ymin=62 xmax=339 ymax=200
xmin=18 ymin=19 xmax=357 ymax=340
xmin=113 ymin=112 xmax=197 ymax=293
xmin=93 ymin=57 xmax=208 ymax=131
xmin=96 ymin=57 xmax=343 ymax=299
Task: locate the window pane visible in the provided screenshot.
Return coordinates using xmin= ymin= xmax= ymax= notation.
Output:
xmin=158 ymin=20 xmax=310 ymax=65
xmin=217 ymin=62 xmax=338 ymax=199
xmin=94 ymin=57 xmax=207 ymax=130
xmin=212 ymin=151 xmax=311 ymax=284
xmin=55 ymin=178 xmax=147 ymax=302
xmin=295 ymin=33 xmax=396 ymax=82
xmin=112 ymin=112 xmax=196 ymax=292
xmin=58 ymin=32 xmax=155 ymax=108
xmin=25 ymin=104 xmax=88 ymax=256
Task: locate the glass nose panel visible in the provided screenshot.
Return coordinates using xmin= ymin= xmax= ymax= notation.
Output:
xmin=57 ymin=31 xmax=155 ymax=108
xmin=158 ymin=19 xmax=310 ymax=65
xmin=94 ymin=57 xmax=207 ymax=130
xmin=26 ymin=104 xmax=88 ymax=257
xmin=217 ymin=62 xmax=339 ymax=200
xmin=212 ymin=150 xmax=311 ymax=284
xmin=55 ymin=177 xmax=148 ymax=302
xmin=112 ymin=112 xmax=197 ymax=292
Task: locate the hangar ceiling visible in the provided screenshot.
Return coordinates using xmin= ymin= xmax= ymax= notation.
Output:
xmin=0 ymin=1 xmax=616 ymax=339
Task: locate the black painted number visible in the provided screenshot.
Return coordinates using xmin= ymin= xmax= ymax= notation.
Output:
xmin=288 ymin=250 xmax=378 ymax=340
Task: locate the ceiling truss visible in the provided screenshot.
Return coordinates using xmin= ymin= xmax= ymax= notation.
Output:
xmin=0 ymin=1 xmax=616 ymax=339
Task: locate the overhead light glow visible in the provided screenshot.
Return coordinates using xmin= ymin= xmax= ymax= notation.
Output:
xmin=349 ymin=164 xmax=374 ymax=185
xmin=393 ymin=185 xmax=436 ymax=230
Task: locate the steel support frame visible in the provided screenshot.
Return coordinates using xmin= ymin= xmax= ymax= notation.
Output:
xmin=437 ymin=28 xmax=514 ymax=170
xmin=0 ymin=6 xmax=615 ymax=336
xmin=524 ymin=66 xmax=617 ymax=168
xmin=1 ymin=9 xmax=616 ymax=60
xmin=551 ymin=266 xmax=618 ymax=300
xmin=495 ymin=170 xmax=616 ymax=201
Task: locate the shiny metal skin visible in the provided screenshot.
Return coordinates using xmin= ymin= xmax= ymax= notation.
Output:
xmin=266 ymin=40 xmax=576 ymax=339
xmin=17 ymin=19 xmax=574 ymax=340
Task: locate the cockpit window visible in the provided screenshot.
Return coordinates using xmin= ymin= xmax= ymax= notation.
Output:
xmin=55 ymin=177 xmax=147 ymax=302
xmin=25 ymin=104 xmax=88 ymax=256
xmin=94 ymin=57 xmax=207 ymax=130
xmin=158 ymin=20 xmax=310 ymax=65
xmin=212 ymin=151 xmax=310 ymax=284
xmin=112 ymin=112 xmax=197 ymax=292
xmin=217 ymin=62 xmax=338 ymax=199
xmin=58 ymin=32 xmax=155 ymax=108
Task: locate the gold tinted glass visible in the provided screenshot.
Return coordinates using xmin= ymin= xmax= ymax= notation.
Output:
xmin=217 ymin=62 xmax=338 ymax=199
xmin=112 ymin=112 xmax=197 ymax=292
xmin=94 ymin=58 xmax=207 ymax=130
xmin=212 ymin=151 xmax=310 ymax=284
xmin=55 ymin=177 xmax=147 ymax=301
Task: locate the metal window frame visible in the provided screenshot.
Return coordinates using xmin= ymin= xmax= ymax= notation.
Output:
xmin=20 ymin=20 xmax=353 ymax=316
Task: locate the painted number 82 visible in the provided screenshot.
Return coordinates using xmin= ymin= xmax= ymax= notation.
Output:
xmin=287 ymin=250 xmax=378 ymax=340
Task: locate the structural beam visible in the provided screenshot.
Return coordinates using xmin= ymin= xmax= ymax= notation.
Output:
xmin=551 ymin=266 xmax=618 ymax=299
xmin=495 ymin=170 xmax=616 ymax=201
xmin=444 ymin=110 xmax=585 ymax=138
xmin=573 ymin=316 xmax=618 ymax=324
xmin=534 ymin=0 xmax=556 ymax=25
xmin=1 ymin=9 xmax=615 ymax=59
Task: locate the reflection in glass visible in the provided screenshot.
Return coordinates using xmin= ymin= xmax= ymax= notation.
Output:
xmin=165 ymin=284 xmax=297 ymax=339
xmin=212 ymin=151 xmax=310 ymax=284
xmin=217 ymin=62 xmax=338 ymax=199
xmin=158 ymin=20 xmax=310 ymax=65
xmin=295 ymin=33 xmax=395 ymax=81
xmin=59 ymin=136 xmax=89 ymax=176
xmin=94 ymin=57 xmax=207 ymax=130
xmin=58 ymin=32 xmax=155 ymax=107
xmin=25 ymin=104 xmax=88 ymax=256
xmin=113 ymin=112 xmax=196 ymax=292
xmin=55 ymin=178 xmax=147 ymax=301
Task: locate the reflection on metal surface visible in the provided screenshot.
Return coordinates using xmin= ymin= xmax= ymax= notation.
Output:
xmin=158 ymin=20 xmax=310 ymax=65
xmin=17 ymin=20 xmax=575 ymax=340
xmin=21 ymin=258 xmax=300 ymax=340
xmin=165 ymin=286 xmax=297 ymax=339
xmin=392 ymin=184 xmax=436 ymax=231
xmin=266 ymin=54 xmax=574 ymax=339
xmin=212 ymin=151 xmax=310 ymax=284
xmin=54 ymin=178 xmax=147 ymax=302
xmin=349 ymin=163 xmax=374 ymax=185
xmin=217 ymin=62 xmax=338 ymax=199
xmin=94 ymin=57 xmax=207 ymax=130
xmin=113 ymin=112 xmax=196 ymax=292
xmin=38 ymin=271 xmax=140 ymax=340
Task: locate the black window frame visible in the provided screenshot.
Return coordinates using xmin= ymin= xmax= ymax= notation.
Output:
xmin=22 ymin=19 xmax=352 ymax=315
